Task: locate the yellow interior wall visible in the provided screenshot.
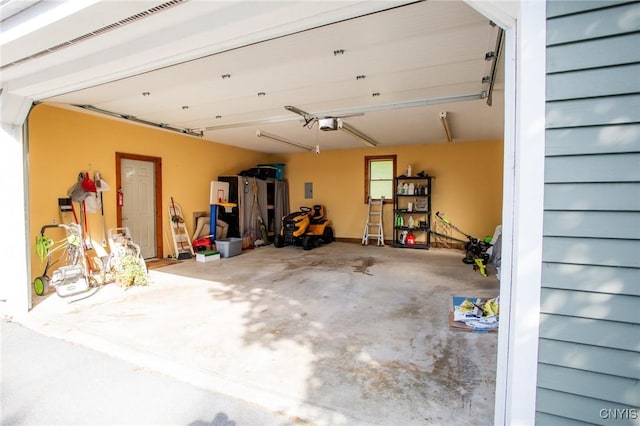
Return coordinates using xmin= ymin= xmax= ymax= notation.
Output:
xmin=28 ymin=104 xmax=269 ymax=277
xmin=269 ymin=140 xmax=503 ymax=242
xmin=28 ymin=103 xmax=503 ymax=280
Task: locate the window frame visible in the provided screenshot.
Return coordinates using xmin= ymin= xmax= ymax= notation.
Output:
xmin=364 ymin=154 xmax=397 ymax=204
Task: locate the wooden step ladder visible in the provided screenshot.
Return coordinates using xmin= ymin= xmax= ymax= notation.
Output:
xmin=362 ymin=196 xmax=385 ymax=246
xmin=168 ymin=198 xmax=194 ymax=259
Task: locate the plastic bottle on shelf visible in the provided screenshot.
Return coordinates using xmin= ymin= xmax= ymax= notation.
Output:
xmin=407 ymin=165 xmax=412 ymax=177
xmin=395 ymin=214 xmax=402 ymax=227
xmin=408 ymin=215 xmax=415 ymax=228
xmin=397 ymin=181 xmax=403 ymax=194
xmin=402 ymin=183 xmax=408 ymax=194
xmin=408 ymin=182 xmax=415 ymax=195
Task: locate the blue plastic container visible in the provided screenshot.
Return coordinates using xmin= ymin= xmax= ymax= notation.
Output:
xmin=258 ymin=163 xmax=285 ymax=180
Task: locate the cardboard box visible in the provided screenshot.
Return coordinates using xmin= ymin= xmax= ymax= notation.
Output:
xmin=196 ymin=250 xmax=220 ymax=263
xmin=215 ymin=237 xmax=243 ymax=258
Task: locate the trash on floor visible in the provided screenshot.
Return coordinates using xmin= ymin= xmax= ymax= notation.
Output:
xmin=449 ymin=295 xmax=499 ymax=332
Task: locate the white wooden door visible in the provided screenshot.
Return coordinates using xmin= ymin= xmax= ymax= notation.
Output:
xmin=121 ymin=159 xmax=156 ymax=259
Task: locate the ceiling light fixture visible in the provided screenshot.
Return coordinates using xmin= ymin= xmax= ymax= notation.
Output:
xmin=356 ymin=75 xmax=366 ymax=80
xmin=256 ymin=130 xmax=313 ymax=152
xmin=338 ymin=121 xmax=378 ymax=147
xmin=333 ymin=49 xmax=345 ymax=56
xmin=221 ymin=73 xmax=231 ymax=79
xmin=439 ymin=111 xmax=452 ymax=142
xmin=257 ymin=92 xmax=266 ymax=97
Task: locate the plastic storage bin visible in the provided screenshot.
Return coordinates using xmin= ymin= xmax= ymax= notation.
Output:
xmin=258 ymin=163 xmax=285 ymax=180
xmin=215 ymin=237 xmax=243 ymax=258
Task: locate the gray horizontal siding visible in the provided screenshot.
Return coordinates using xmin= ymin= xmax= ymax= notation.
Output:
xmin=539 ymin=313 xmax=639 ymax=352
xmin=547 ymin=33 xmax=640 ymax=73
xmin=538 ymin=363 xmax=639 ymax=406
xmin=542 ymin=236 xmax=640 ymax=267
xmin=547 ymin=2 xmax=640 ymax=45
xmin=541 ymin=1 xmax=640 ymax=422
xmin=547 ymin=0 xmax=637 ymax=18
xmin=540 ymin=288 xmax=638 ymax=322
xmin=538 ymin=339 xmax=639 ymax=378
xmin=546 ymin=94 xmax=640 ymax=129
xmin=536 ymin=388 xmax=638 ymax=426
xmin=542 ymin=262 xmax=640 ymax=295
xmin=546 ymin=124 xmax=640 ymax=156
xmin=545 ymin=153 xmax=640 ymax=183
xmin=543 ymin=211 xmax=640 ymax=239
xmin=547 ymin=64 xmax=640 ymax=101
xmin=536 ymin=411 xmax=596 ymax=426
xmin=545 ymin=182 xmax=640 ymax=211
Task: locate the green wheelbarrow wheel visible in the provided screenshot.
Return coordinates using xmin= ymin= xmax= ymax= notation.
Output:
xmin=33 ymin=276 xmax=49 ymax=296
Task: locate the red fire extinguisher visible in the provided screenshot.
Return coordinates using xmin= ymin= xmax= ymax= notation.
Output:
xmin=117 ymin=188 xmax=124 ymax=207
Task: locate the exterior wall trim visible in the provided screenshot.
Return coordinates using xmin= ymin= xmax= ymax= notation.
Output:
xmin=465 ymin=1 xmax=547 ymax=424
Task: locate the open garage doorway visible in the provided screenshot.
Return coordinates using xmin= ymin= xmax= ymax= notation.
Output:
xmin=3 ymin=2 xmax=547 ymax=424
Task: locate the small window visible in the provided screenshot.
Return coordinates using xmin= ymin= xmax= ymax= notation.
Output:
xmin=364 ymin=155 xmax=396 ymax=204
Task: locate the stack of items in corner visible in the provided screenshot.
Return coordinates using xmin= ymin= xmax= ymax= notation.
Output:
xmin=451 ymin=295 xmax=499 ymax=332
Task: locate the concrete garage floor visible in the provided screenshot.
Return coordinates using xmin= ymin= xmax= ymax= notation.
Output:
xmin=18 ymin=242 xmax=499 ymax=425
